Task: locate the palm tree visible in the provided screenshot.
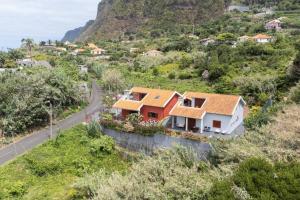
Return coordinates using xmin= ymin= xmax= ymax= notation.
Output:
xmin=21 ymin=38 xmax=34 ymax=58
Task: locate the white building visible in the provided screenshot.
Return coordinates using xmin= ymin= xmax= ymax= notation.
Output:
xmin=252 ymin=34 xmax=273 ymax=43
xmin=169 ymin=92 xmax=246 ymax=135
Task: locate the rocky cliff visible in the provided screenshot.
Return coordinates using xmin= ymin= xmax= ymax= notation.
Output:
xmin=61 ymin=20 xmax=94 ymax=42
xmin=70 ymin=0 xmax=226 ymax=41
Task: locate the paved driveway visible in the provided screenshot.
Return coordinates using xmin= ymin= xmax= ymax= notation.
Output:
xmin=0 ymin=81 xmax=103 ymax=165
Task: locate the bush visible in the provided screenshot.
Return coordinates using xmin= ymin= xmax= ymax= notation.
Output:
xmin=168 ymin=72 xmax=176 ymax=79
xmin=152 ymin=68 xmax=159 ymax=76
xmin=162 ymin=38 xmax=192 ymax=52
xmin=178 ymin=72 xmax=192 ymax=80
xmin=244 ymin=106 xmax=271 ymax=130
xmin=208 ymin=158 xmax=300 ymax=200
xmin=86 ymin=120 xmax=103 ymax=138
xmin=289 ymin=82 xmax=300 ymax=104
xmin=25 ymin=157 xmax=64 ymax=176
xmin=89 ymin=136 xmax=115 ymax=157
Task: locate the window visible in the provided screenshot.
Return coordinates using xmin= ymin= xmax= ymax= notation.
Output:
xmin=148 ymin=112 xmax=158 ymax=119
xmin=213 ymin=120 xmax=221 ymax=128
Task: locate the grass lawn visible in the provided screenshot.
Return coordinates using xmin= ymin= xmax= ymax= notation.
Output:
xmin=0 ymin=125 xmax=129 ymax=200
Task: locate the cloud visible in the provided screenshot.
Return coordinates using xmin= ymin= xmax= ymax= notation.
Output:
xmin=0 ymin=0 xmax=100 ymax=48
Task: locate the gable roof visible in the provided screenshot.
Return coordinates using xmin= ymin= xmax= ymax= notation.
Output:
xmin=253 ymin=34 xmax=272 ymax=39
xmin=170 ymin=92 xmax=244 ymax=119
xmin=113 ymin=87 xmax=180 ymax=111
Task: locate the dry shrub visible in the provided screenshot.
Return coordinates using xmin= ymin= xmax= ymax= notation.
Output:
xmin=75 ymin=147 xmax=217 ymax=200
xmin=211 ymin=104 xmax=300 ymax=170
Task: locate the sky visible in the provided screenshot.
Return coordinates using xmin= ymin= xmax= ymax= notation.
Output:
xmin=0 ymin=0 xmax=100 ymax=50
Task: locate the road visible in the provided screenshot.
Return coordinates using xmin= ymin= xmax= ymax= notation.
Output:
xmin=0 ymin=81 xmax=103 ymax=165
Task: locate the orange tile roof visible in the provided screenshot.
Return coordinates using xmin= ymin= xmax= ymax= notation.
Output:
xmin=169 ymin=102 xmax=205 ymax=119
xmin=88 ymin=43 xmax=98 ymax=49
xmin=170 ymin=92 xmax=243 ymax=119
xmin=113 ymin=100 xmax=142 ymax=111
xmin=253 ymin=34 xmax=272 ymax=39
xmin=113 ymin=87 xmax=178 ymax=111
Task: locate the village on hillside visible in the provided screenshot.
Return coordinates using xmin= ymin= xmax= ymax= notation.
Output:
xmin=0 ymin=1 xmax=300 ymax=199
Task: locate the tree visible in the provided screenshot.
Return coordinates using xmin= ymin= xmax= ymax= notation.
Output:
xmin=102 ymin=69 xmax=125 ymax=92
xmin=21 ymin=38 xmax=34 ymax=58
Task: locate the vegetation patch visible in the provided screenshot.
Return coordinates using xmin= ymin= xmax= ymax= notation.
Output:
xmin=0 ymin=125 xmax=129 ymax=200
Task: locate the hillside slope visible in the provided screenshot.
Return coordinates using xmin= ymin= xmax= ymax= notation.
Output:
xmin=76 ymin=0 xmax=226 ymax=41
xmin=61 ymin=20 xmax=94 ymax=42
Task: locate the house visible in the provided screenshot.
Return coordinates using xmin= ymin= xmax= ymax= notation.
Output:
xmin=79 ymin=65 xmax=88 ymax=73
xmin=73 ymin=48 xmax=85 ymax=55
xmin=265 ymin=19 xmax=282 ymax=31
xmin=252 ymin=34 xmax=272 ymax=43
xmin=55 ymin=47 xmax=67 ymax=52
xmin=143 ymin=50 xmax=163 ymax=57
xmin=113 ymin=87 xmax=181 ymax=122
xmin=238 ymin=35 xmax=251 ymax=43
xmin=227 ymin=5 xmax=250 ymax=12
xmin=169 ymin=92 xmax=246 ymax=135
xmin=200 ymin=38 xmax=216 ymax=46
xmin=130 ymin=48 xmax=140 ymax=53
xmin=91 ymin=48 xmax=106 ymax=56
xmin=87 ymin=43 xmax=98 ymax=49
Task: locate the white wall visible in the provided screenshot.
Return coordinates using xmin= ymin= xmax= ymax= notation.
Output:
xmin=203 ymin=113 xmax=232 ymax=133
xmin=176 ymin=116 xmax=186 ymax=126
xmin=202 ymin=100 xmax=244 ymax=134
xmin=228 ymin=101 xmax=244 ymax=133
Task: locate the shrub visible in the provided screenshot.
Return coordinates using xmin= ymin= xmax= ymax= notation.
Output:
xmin=89 ymin=136 xmax=115 ymax=157
xmin=208 ymin=158 xmax=300 ymax=200
xmin=162 ymin=39 xmax=192 ymax=52
xmin=6 ymin=181 xmax=27 ymax=197
xmin=179 ymin=55 xmax=193 ymax=69
xmin=289 ymin=82 xmax=300 ymax=104
xmin=244 ymin=106 xmax=271 ymax=130
xmin=126 ymin=113 xmax=143 ymax=125
xmin=75 ymin=147 xmax=205 ymax=200
xmin=168 ymin=72 xmax=176 ymax=79
xmin=86 ymin=120 xmax=103 ymax=138
xmin=178 ymin=72 xmax=192 ymax=80
xmin=152 ymin=68 xmax=159 ymax=76
xmin=25 ymin=157 xmax=64 ymax=176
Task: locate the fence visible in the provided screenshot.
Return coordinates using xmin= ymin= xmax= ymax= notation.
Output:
xmin=103 ymin=128 xmax=212 ymax=160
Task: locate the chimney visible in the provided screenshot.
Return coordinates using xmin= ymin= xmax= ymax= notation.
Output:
xmin=179 ymin=96 xmax=184 ymax=105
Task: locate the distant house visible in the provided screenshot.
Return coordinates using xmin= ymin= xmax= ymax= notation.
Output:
xmin=143 ymin=50 xmax=163 ymax=57
xmin=73 ymin=48 xmax=85 ymax=55
xmin=169 ymin=92 xmax=246 ymax=134
xmin=87 ymin=43 xmax=98 ymax=49
xmin=200 ymin=38 xmax=216 ymax=46
xmin=91 ymin=48 xmax=106 ymax=56
xmin=265 ymin=19 xmax=282 ymax=31
xmin=252 ymin=34 xmax=272 ymax=43
xmin=66 ymin=43 xmax=78 ymax=49
xmin=113 ymin=87 xmax=181 ymax=122
xmin=55 ymin=47 xmax=67 ymax=52
xmin=0 ymin=68 xmax=18 ymax=73
xmin=79 ymin=65 xmax=88 ymax=73
xmin=130 ymin=48 xmax=140 ymax=53
xmin=238 ymin=35 xmax=251 ymax=43
xmin=64 ymin=41 xmax=71 ymax=45
xmin=227 ymin=5 xmax=250 ymax=12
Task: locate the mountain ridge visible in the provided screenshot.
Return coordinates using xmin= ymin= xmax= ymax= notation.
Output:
xmin=63 ymin=0 xmax=228 ymax=42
